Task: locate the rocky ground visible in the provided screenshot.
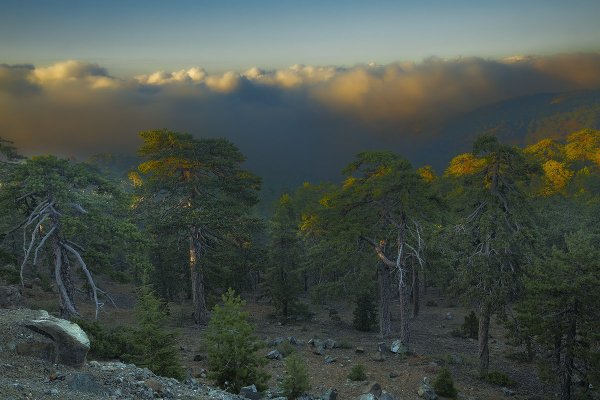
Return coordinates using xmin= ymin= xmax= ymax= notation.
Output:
xmin=0 ymin=308 xmax=247 ymax=400
xmin=0 ymin=280 xmax=566 ymax=400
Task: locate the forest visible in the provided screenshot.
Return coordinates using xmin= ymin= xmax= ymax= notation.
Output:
xmin=0 ymin=128 xmax=599 ymax=400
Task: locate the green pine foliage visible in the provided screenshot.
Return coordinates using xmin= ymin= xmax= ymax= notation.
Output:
xmin=352 ymin=291 xmax=378 ymax=332
xmin=74 ymin=319 xmax=133 ymax=361
xmin=347 ymin=364 xmax=367 ymax=381
xmin=282 ymin=353 xmax=311 ymax=399
xmin=125 ymin=285 xmax=185 ymax=380
xmin=433 ymin=368 xmax=458 ymax=398
xmin=460 ymin=311 xmax=479 ymax=339
xmin=205 ymin=288 xmax=269 ymax=393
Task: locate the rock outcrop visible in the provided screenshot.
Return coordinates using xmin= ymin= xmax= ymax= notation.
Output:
xmin=24 ymin=314 xmax=90 ymax=367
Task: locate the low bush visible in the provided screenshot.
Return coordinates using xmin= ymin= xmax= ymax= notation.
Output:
xmin=433 ymin=368 xmax=457 ymax=398
xmin=282 ymin=353 xmax=310 ymax=399
xmin=483 ymin=371 xmax=515 ymax=386
xmin=347 ymin=364 xmax=367 ymax=381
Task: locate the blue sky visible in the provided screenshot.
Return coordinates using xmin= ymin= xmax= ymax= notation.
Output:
xmin=2 ymin=0 xmax=600 ymax=74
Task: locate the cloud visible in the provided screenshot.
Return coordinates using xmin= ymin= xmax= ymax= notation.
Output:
xmin=2 ymin=53 xmax=600 ymax=187
xmin=0 ymin=64 xmax=40 ymax=96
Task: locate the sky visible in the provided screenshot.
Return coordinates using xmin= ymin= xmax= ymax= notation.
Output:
xmin=1 ymin=1 xmax=600 ymax=190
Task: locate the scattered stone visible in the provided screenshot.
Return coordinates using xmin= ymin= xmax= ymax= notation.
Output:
xmin=67 ymin=372 xmax=110 ymax=395
xmin=445 ymin=312 xmax=454 ymax=320
xmin=240 ymin=384 xmax=261 ymax=400
xmin=389 ymin=371 xmax=399 ymax=378
xmin=371 ymin=352 xmax=386 ymax=362
xmin=267 ymin=349 xmax=283 ymax=360
xmin=355 ymin=347 xmax=365 ymax=354
xmin=324 ymin=355 xmax=336 ymax=364
xmin=324 ymin=338 xmax=337 ymax=349
xmin=269 ymin=337 xmax=285 ymax=347
xmin=417 ymin=377 xmax=437 ymax=400
xmin=288 ymin=336 xmax=298 ymax=345
xmin=380 ymin=393 xmax=396 ymax=400
xmin=24 ymin=315 xmax=90 ymax=367
xmin=46 ymin=388 xmax=59 ymax=396
xmin=368 ymin=383 xmax=382 ymax=398
xmin=501 ymin=387 xmax=515 ymax=396
xmin=321 ymin=388 xmax=338 ymax=400
xmin=145 ymin=378 xmax=163 ymax=393
xmin=377 ymin=342 xmax=387 ymax=353
xmin=311 ymin=339 xmax=326 ymax=355
xmin=357 ymin=394 xmax=376 ymax=400
xmin=390 ymin=340 xmax=407 ymax=354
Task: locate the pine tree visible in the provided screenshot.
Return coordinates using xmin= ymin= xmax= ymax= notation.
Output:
xmin=204 ymin=288 xmax=269 ymax=393
xmin=282 ymin=353 xmax=310 ymax=399
xmin=126 ymin=284 xmax=185 ymax=380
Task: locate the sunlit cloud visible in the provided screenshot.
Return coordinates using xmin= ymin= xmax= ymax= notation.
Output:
xmin=1 ymin=53 xmax=600 ymax=183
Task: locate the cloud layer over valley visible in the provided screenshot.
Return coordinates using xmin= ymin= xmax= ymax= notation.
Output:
xmin=2 ymin=53 xmax=600 ymax=185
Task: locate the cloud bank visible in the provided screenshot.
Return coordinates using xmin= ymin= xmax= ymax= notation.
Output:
xmin=2 ymin=53 xmax=600 ymax=184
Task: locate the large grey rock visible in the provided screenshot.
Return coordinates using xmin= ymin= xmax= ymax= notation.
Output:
xmin=390 ymin=340 xmax=407 ymax=354
xmin=379 ymin=393 xmax=396 ymax=400
xmin=323 ymin=338 xmax=336 ymax=349
xmin=24 ymin=315 xmax=90 ymax=367
xmin=357 ymin=394 xmax=377 ymax=400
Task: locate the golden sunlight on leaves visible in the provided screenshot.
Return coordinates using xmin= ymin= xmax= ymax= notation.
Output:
xmin=417 ymin=165 xmax=436 ymax=182
xmin=343 ymin=176 xmax=357 ymax=189
xmin=445 ymin=153 xmax=486 ymax=177
xmin=299 ymin=213 xmax=323 ymax=235
xmin=541 ymin=160 xmax=574 ymax=195
xmin=524 ymin=138 xmax=564 ymax=161
xmin=128 ymin=171 xmax=143 ymax=187
xmin=565 ymin=129 xmax=600 ymax=162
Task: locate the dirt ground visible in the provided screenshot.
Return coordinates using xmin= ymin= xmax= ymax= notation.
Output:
xmin=21 ymin=281 xmax=554 ymax=400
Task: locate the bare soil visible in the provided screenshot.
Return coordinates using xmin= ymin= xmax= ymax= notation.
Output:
xmin=15 ymin=281 xmax=554 ymax=400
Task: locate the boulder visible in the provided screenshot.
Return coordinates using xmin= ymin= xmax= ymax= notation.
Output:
xmin=324 ymin=338 xmax=337 ymax=349
xmin=268 ymin=337 xmax=285 ymax=347
xmin=379 ymin=393 xmax=396 ymax=400
xmin=267 ymin=349 xmax=283 ymax=360
xmin=390 ymin=340 xmax=407 ymax=354
xmin=240 ymin=384 xmax=261 ymax=400
xmin=367 ymin=383 xmax=382 ymax=398
xmin=324 ymin=355 xmax=336 ymax=364
xmin=377 ymin=342 xmax=387 ymax=353
xmin=24 ymin=315 xmax=90 ymax=367
xmin=355 ymin=347 xmax=365 ymax=354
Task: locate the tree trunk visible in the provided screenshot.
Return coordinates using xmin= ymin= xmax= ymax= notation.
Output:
xmin=53 ymin=241 xmax=77 ymax=320
xmin=412 ymin=261 xmax=420 ymax=318
xmin=560 ymin=303 xmax=577 ymax=400
xmin=399 ymin=280 xmax=409 ymax=347
xmin=190 ymin=228 xmax=209 ymax=325
xmin=478 ymin=304 xmax=491 ymax=376
xmin=377 ymin=263 xmax=392 ymax=337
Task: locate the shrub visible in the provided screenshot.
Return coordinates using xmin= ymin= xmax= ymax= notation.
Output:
xmin=282 ymin=353 xmax=310 ymax=399
xmin=276 ymin=340 xmax=296 ymax=357
xmin=483 ymin=371 xmax=515 ymax=386
xmin=75 ymin=285 xmax=185 ymax=380
xmin=125 ymin=285 xmax=185 ymax=380
xmin=433 ymin=368 xmax=457 ymax=398
xmin=347 ymin=364 xmax=367 ymax=381
xmin=353 ymin=291 xmax=377 ymax=332
xmin=74 ymin=319 xmax=132 ymax=360
xmin=205 ymin=288 xmax=269 ymax=393
xmin=461 ymin=311 xmax=479 ymax=339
